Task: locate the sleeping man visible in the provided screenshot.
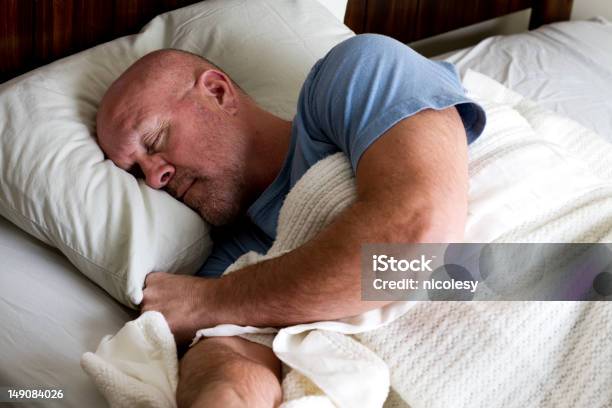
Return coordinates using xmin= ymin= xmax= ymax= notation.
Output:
xmin=96 ymin=34 xmax=485 ymax=407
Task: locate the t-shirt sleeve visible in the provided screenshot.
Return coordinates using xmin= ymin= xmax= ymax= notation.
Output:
xmin=196 ymin=221 xmax=273 ymax=278
xmin=298 ymin=34 xmax=486 ymax=171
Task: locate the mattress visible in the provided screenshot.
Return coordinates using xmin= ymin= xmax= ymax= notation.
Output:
xmin=2 ymin=17 xmax=612 ymax=408
xmin=0 ymin=215 xmax=135 ymax=407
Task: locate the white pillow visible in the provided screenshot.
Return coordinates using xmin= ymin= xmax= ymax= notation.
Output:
xmin=0 ymin=0 xmax=354 ymax=307
xmin=441 ymin=18 xmax=612 ymax=140
xmin=315 ymin=0 xmax=348 ymax=22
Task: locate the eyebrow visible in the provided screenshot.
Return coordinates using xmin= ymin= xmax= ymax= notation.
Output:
xmin=122 ymin=121 xmax=166 ymax=176
xmin=114 ymin=133 xmax=143 ymax=172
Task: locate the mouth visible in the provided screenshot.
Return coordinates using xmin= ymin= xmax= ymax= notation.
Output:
xmin=177 ymin=179 xmax=196 ymax=201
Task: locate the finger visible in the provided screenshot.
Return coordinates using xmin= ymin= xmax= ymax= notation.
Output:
xmin=138 ymin=295 xmax=145 ymax=310
xmin=145 ymin=271 xmax=162 ymax=285
xmin=140 ymin=301 xmax=150 ymax=314
xmin=141 ymin=285 xmax=149 ymax=300
xmin=139 ymin=289 xmax=151 ymax=311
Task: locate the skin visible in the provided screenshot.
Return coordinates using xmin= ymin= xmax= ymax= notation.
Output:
xmin=97 ymin=49 xmax=469 ymax=407
xmin=97 ymin=50 xmax=291 ymax=226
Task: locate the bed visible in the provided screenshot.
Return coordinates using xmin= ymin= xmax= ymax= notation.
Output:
xmin=1 ymin=0 xmax=610 ymax=407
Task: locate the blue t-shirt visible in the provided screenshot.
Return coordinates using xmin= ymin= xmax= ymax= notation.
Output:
xmin=197 ymin=34 xmax=486 ymax=277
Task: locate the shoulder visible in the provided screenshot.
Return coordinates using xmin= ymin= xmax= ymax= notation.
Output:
xmin=332 ymin=33 xmax=406 ymax=52
xmin=304 ymin=35 xmax=408 ymax=91
xmin=324 ymin=34 xmax=419 ymax=66
xmin=306 ymin=34 xmax=431 ymax=92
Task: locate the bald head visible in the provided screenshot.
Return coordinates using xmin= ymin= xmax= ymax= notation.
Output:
xmin=95 ymin=48 xmax=253 ymax=225
xmin=98 ymin=50 xmax=218 ymax=134
xmin=115 ymin=49 xmax=220 ymax=91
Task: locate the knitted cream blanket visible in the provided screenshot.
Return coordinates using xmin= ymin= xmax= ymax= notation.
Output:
xmin=81 ymin=70 xmax=612 ymax=407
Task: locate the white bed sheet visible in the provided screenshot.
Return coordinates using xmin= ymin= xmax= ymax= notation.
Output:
xmin=2 ymin=17 xmax=612 ymax=408
xmin=0 ymin=215 xmax=134 ymax=407
xmin=438 ymin=17 xmax=612 ymax=140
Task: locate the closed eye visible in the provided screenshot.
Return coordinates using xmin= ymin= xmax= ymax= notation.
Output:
xmin=146 ymin=139 xmax=157 ymax=155
xmin=146 ymin=127 xmax=166 ymax=155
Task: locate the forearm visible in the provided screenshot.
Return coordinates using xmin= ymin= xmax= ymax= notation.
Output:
xmin=208 ymin=201 xmax=385 ymax=327
xmin=201 ymin=198 xmax=460 ymax=328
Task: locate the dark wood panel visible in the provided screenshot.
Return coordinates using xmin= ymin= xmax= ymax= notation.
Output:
xmin=113 ymin=0 xmax=161 ymax=37
xmin=530 ymin=0 xmax=574 ymax=29
xmin=72 ymin=0 xmax=116 ymax=49
xmin=365 ymin=0 xmax=420 ymax=42
xmin=345 ymin=0 xmax=574 ymax=44
xmin=345 ymin=0 xmax=368 ymax=33
xmin=35 ymin=0 xmax=75 ymax=62
xmin=34 ymin=0 xmax=115 ymax=69
xmin=415 ymin=0 xmax=532 ymax=40
xmin=347 ymin=0 xmax=533 ymax=43
xmin=0 ymin=0 xmax=34 ymax=81
xmin=2 ymin=0 xmax=576 ymax=83
xmin=0 ymin=0 xmax=204 ymax=83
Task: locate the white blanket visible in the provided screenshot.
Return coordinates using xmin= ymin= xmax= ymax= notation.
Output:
xmin=81 ymin=70 xmax=612 ymax=407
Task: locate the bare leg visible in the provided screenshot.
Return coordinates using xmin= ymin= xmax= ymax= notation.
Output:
xmin=176 ymin=336 xmax=282 ymax=408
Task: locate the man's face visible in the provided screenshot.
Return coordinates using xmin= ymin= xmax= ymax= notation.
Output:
xmin=97 ymin=73 xmax=247 ymax=226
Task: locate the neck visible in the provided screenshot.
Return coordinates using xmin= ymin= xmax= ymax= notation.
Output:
xmin=242 ymin=100 xmax=292 ymax=205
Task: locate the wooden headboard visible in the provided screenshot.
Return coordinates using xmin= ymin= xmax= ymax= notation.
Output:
xmin=0 ymin=0 xmax=574 ymax=83
xmin=344 ymin=0 xmax=574 ymax=44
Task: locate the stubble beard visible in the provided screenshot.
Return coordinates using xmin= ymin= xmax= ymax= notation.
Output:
xmin=188 ymin=168 xmax=247 ymax=227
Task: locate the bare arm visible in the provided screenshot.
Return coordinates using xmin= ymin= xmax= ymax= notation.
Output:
xmin=143 ymin=106 xmax=468 ymax=341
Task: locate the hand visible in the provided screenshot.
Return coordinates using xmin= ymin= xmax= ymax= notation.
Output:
xmin=141 ymin=272 xmax=212 ymax=346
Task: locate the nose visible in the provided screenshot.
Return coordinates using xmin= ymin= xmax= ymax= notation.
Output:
xmin=140 ymin=157 xmax=175 ymax=189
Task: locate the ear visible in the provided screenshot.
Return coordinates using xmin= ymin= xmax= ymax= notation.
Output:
xmin=196 ymin=69 xmax=239 ymax=115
